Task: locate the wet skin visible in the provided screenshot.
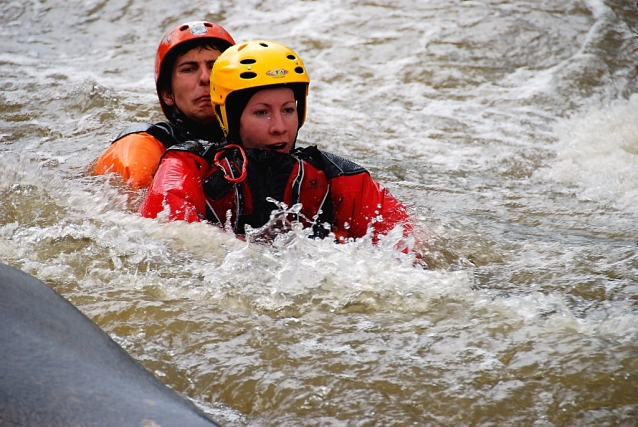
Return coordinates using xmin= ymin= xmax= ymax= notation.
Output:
xmin=161 ymin=46 xmax=222 ymax=124
xmin=239 ymin=87 xmax=298 ymax=154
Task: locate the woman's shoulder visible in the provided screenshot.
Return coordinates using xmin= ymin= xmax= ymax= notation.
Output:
xmin=294 ymin=145 xmax=367 ymax=178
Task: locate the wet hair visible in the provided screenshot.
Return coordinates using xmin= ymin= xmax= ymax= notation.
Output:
xmin=157 ymin=39 xmax=232 ymax=95
xmin=224 ymin=83 xmax=307 ymax=144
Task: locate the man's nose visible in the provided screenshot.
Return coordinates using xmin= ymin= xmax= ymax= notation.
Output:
xmin=200 ymin=67 xmax=210 ymax=84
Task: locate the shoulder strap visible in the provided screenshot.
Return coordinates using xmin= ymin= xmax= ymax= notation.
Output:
xmin=112 ymin=123 xmax=153 ymax=140
xmin=165 ymin=139 xmax=215 ymax=158
xmin=293 ymin=146 xmax=367 ymax=179
xmin=111 ymin=122 xmax=182 ymax=149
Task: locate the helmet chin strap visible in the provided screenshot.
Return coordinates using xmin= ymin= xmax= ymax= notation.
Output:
xmin=291 ymin=130 xmax=299 ymax=152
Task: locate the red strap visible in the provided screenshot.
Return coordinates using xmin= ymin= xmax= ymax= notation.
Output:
xmin=213 ymin=144 xmax=248 ymax=183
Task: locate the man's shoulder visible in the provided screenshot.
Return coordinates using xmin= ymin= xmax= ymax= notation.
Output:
xmin=113 ymin=122 xmax=156 ymax=139
xmin=112 ymin=121 xmax=182 ymax=147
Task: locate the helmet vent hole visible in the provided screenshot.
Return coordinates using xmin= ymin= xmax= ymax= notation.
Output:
xmin=240 ymin=59 xmax=256 ymax=65
xmin=240 ymin=72 xmax=258 ymax=80
xmin=294 ymin=67 xmax=304 ymax=74
xmin=287 ymin=55 xmax=296 ymax=60
xmin=259 ymin=42 xmax=269 ymax=47
xmin=204 ymin=22 xmax=213 ymax=27
xmin=179 ymin=25 xmax=189 ymax=31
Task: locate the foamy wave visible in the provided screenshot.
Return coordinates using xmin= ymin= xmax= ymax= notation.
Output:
xmin=543 ymin=94 xmax=638 ymax=213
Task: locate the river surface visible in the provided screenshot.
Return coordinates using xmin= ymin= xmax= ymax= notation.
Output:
xmin=1 ymin=0 xmax=638 ymax=426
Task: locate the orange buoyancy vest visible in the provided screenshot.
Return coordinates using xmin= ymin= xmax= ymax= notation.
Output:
xmin=95 ymin=133 xmax=166 ymax=189
xmin=95 ymin=121 xmax=224 ymax=189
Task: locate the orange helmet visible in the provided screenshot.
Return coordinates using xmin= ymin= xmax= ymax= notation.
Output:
xmin=155 ymin=21 xmax=235 ymax=119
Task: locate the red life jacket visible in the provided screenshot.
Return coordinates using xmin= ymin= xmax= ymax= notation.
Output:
xmin=202 ymin=145 xmax=342 ymax=237
xmin=141 ymin=142 xmax=412 ymax=242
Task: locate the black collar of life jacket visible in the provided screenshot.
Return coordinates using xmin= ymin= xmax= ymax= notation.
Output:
xmin=202 ymin=146 xmax=303 ymax=203
xmin=200 ymin=145 xmax=367 ymax=238
xmin=200 ymin=144 xmax=368 ymax=192
xmin=202 ymin=146 xmax=331 ymax=237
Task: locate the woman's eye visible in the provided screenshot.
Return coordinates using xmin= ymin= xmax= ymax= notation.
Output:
xmin=283 ymin=107 xmax=295 ymax=115
xmin=254 ymin=110 xmax=269 ymax=117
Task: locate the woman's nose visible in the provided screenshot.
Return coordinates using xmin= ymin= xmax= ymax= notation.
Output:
xmin=269 ymin=112 xmax=287 ymax=133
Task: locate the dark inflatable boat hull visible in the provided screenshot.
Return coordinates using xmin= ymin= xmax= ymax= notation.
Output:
xmin=0 ymin=262 xmax=222 ymax=426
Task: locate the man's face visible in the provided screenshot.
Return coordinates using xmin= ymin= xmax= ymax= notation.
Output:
xmin=162 ymin=46 xmax=221 ymax=124
xmin=239 ymin=87 xmax=298 ymax=154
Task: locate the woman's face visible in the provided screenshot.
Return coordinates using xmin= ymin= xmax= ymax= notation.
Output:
xmin=238 ymin=87 xmax=298 ymax=154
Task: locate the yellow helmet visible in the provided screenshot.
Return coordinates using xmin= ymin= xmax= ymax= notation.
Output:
xmin=210 ymin=40 xmax=310 ymax=138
